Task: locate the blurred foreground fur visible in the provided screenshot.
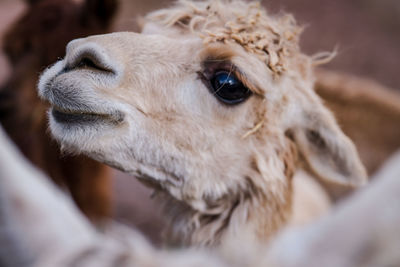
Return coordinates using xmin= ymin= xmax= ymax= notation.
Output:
xmin=0 ymin=0 xmax=118 ymax=220
xmin=1 ymin=125 xmax=400 ymax=266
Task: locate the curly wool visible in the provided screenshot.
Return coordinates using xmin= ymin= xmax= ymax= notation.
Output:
xmin=146 ymin=0 xmax=304 ymax=76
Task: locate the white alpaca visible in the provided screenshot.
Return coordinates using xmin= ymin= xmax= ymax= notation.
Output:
xmin=38 ymin=0 xmax=366 ymax=246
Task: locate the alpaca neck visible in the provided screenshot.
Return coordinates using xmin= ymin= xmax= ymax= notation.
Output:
xmin=160 ymin=184 xmax=292 ymax=247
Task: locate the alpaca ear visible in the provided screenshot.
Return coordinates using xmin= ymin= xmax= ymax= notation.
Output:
xmin=286 ymin=93 xmax=367 ymax=200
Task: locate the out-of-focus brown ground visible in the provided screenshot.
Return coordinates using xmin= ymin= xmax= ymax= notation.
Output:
xmin=1 ymin=0 xmax=399 ymax=244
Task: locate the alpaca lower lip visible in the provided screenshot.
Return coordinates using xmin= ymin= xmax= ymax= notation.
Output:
xmin=51 ymin=108 xmax=124 ymax=124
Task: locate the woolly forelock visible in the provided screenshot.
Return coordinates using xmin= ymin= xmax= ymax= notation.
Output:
xmin=145 ymin=0 xmax=307 ymax=76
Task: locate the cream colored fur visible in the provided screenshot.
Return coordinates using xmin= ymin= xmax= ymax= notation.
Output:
xmin=38 ymin=0 xmax=366 ymax=247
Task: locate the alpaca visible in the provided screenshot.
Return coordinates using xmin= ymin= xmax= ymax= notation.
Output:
xmin=38 ymin=0 xmax=366 ymax=246
xmin=0 ymin=0 xmax=118 ymax=220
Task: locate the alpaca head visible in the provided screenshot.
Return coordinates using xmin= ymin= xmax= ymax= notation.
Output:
xmin=38 ymin=0 xmax=366 ymax=244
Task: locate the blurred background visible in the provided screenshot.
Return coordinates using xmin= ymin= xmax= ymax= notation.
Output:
xmin=2 ymin=0 xmax=399 ymax=89
xmin=0 ymin=0 xmax=399 ymax=245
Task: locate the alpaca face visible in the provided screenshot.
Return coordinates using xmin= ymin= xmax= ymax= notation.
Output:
xmin=39 ymin=1 xmax=366 ymax=226
xmin=38 ymin=32 xmax=287 ymax=211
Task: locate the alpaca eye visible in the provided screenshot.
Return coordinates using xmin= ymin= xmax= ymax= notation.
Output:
xmin=210 ymin=71 xmax=251 ymax=104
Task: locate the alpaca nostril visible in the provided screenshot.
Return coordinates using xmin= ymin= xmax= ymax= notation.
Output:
xmin=70 ymin=54 xmax=114 ymax=74
xmin=64 ymin=44 xmax=116 ymax=74
xmin=76 ymin=57 xmax=109 ymax=72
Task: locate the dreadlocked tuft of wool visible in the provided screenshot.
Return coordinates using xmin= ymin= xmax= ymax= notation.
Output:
xmin=146 ymin=0 xmax=305 ymax=76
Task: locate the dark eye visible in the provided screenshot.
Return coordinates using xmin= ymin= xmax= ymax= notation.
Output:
xmin=210 ymin=71 xmax=252 ymax=105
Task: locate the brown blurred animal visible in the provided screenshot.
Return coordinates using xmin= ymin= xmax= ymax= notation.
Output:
xmin=0 ymin=0 xmax=118 ymax=221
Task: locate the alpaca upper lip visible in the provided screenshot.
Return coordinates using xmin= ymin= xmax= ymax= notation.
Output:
xmin=40 ymin=72 xmax=125 ymax=124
